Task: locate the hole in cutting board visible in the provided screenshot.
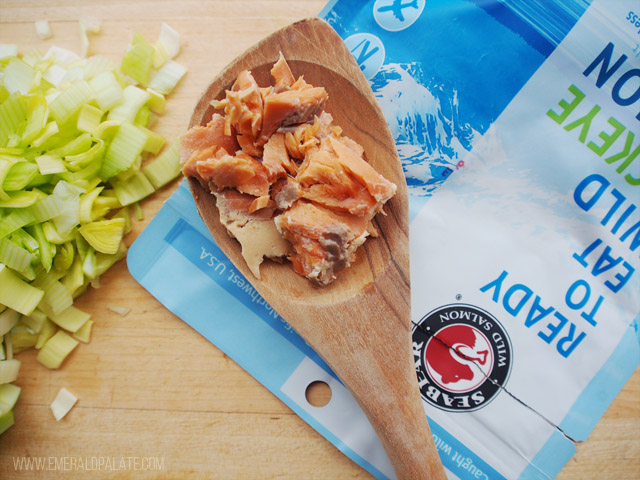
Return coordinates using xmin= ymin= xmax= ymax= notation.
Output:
xmin=305 ymin=380 xmax=332 ymax=407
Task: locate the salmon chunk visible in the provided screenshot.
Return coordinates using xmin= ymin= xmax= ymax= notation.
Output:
xmin=179 ymin=113 xmax=240 ymax=167
xmin=259 ymin=87 xmax=328 ymax=144
xmin=181 ymin=55 xmax=396 ymax=284
xmin=275 ymin=200 xmax=369 ymax=285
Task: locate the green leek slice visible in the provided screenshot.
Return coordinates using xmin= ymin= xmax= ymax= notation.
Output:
xmin=0 ymin=359 xmax=20 ymax=383
xmin=35 ymin=318 xmax=56 ymax=349
xmin=142 ymin=139 xmax=180 ymax=189
xmin=36 ymin=330 xmax=78 ymax=369
xmin=0 ymin=237 xmax=34 ymax=272
xmin=121 ymin=33 xmax=154 ymax=85
xmin=0 ymin=410 xmax=15 ymax=435
xmin=100 ymin=122 xmax=147 ymax=180
xmin=22 ymin=308 xmax=47 ymax=334
xmin=0 ymin=264 xmax=44 ymax=315
xmin=112 ymin=171 xmax=155 ymax=206
xmin=0 ymin=309 xmax=19 ymax=336
xmin=72 ymin=319 xmax=93 ymax=343
xmin=0 ymin=383 xmax=21 ymax=416
xmin=48 ymin=80 xmax=94 ymax=125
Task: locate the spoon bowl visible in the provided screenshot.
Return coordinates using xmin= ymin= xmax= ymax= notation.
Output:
xmin=187 ymin=18 xmax=446 ymax=480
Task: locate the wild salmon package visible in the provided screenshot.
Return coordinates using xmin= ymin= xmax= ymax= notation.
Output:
xmin=128 ymin=0 xmax=639 ymax=478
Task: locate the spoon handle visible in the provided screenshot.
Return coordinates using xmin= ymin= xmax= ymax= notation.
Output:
xmin=330 ymin=325 xmax=448 ymax=480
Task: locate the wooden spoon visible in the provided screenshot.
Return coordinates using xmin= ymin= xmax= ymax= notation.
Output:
xmin=186 ymin=18 xmax=446 ymax=480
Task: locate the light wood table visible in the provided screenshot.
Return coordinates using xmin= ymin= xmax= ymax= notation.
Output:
xmin=0 ymin=1 xmax=638 ymax=478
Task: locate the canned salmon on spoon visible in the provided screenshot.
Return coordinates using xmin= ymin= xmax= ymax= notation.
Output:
xmin=180 ymin=18 xmax=446 ymax=480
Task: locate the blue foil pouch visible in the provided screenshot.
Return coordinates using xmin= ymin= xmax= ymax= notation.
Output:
xmin=128 ymin=1 xmax=640 ymax=478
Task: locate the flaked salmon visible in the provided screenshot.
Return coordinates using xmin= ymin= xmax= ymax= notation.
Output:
xmin=180 ymin=55 xmax=396 ymax=284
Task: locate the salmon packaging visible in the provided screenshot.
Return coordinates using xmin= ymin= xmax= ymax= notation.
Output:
xmin=128 ymin=0 xmax=639 ymax=478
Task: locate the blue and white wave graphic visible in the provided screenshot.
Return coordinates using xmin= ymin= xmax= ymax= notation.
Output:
xmin=370 ymin=63 xmax=479 ymax=195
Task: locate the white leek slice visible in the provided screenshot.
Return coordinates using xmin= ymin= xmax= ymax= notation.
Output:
xmin=3 ymin=58 xmax=36 ymax=95
xmin=0 ymin=359 xmax=20 ymax=384
xmin=35 ymin=154 xmax=66 ymax=175
xmin=107 ymin=85 xmax=150 ymax=124
xmin=44 ymin=46 xmax=80 ymax=66
xmin=36 ymin=330 xmax=78 ymax=369
xmin=107 ymin=306 xmax=130 ymax=316
xmin=51 ymin=181 xmax=83 ymax=237
xmin=0 ymin=264 xmax=44 ymax=316
xmin=35 ymin=20 xmax=52 ymax=40
xmin=50 ymin=387 xmax=78 ymax=421
xmin=89 ymin=70 xmax=123 ymax=111
xmin=157 ymin=22 xmax=180 ymax=59
xmin=147 ymin=60 xmax=186 ymax=95
xmin=0 ymin=44 xmax=18 ymax=61
xmin=79 ymin=18 xmax=102 ymax=58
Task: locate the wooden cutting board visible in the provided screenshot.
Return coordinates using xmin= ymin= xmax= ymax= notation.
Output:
xmin=0 ymin=1 xmax=638 ymax=479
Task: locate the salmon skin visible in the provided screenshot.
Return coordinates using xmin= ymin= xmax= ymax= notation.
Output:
xmin=180 ymin=54 xmax=396 ymax=285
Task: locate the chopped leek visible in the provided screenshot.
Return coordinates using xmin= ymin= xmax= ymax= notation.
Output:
xmin=22 ymin=308 xmax=47 ymax=334
xmin=0 ymin=383 xmax=21 ymax=416
xmin=35 ymin=20 xmax=52 ymax=40
xmin=0 ymin=309 xmax=19 ymax=336
xmin=0 ymin=264 xmax=44 ymax=316
xmin=142 ymin=139 xmax=180 ymax=189
xmin=157 ymin=23 xmax=180 ymax=59
xmin=78 ymin=218 xmax=125 ymax=254
xmin=35 ymin=318 xmax=56 ymax=349
xmin=50 ymin=387 xmax=78 ymax=421
xmin=36 ymin=330 xmax=78 ymax=369
xmin=47 ymin=305 xmax=90 ymax=333
xmin=73 ymin=319 xmax=93 ymax=343
xmin=89 ymin=70 xmax=123 ymax=111
xmin=0 ymin=359 xmax=20 ymax=383
xmin=147 ymin=60 xmax=186 ymax=95
xmin=113 ymin=172 xmax=155 ymax=206
xmin=0 ymin=410 xmax=14 ymax=435
xmin=100 ymin=122 xmax=147 ymax=179
xmin=121 ymin=33 xmax=155 ymax=85
xmin=35 ymin=154 xmax=66 ymax=175
xmin=0 ymin=25 xmax=186 ymax=435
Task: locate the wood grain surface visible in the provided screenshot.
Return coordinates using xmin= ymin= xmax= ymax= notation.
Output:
xmin=0 ymin=2 xmax=638 ymax=479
